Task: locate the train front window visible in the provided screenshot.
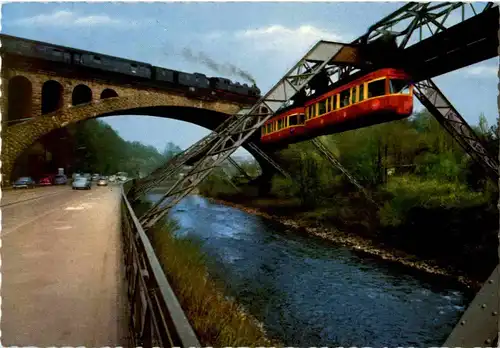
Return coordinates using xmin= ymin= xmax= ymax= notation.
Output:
xmin=298 ymin=114 xmax=305 ymax=124
xmin=367 ymin=79 xmax=386 ymax=98
xmin=390 ymin=79 xmax=411 ymax=95
xmin=289 ymin=115 xmax=298 ymax=126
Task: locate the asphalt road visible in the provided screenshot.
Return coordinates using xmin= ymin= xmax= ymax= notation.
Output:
xmin=1 ymin=184 xmax=129 ymax=346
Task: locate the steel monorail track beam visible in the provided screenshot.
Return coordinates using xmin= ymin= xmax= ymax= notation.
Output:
xmin=357 ymin=2 xmax=495 ymax=50
xmin=413 ymin=79 xmax=499 ymax=182
xmin=138 ymin=41 xmax=365 ymax=229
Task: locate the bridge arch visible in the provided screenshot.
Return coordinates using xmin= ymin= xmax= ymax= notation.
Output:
xmin=41 ymin=80 xmax=64 ymax=114
xmin=72 ymin=84 xmax=93 ymax=106
xmin=100 ymin=88 xmax=118 ymax=99
xmin=7 ymin=75 xmax=32 ymax=122
xmin=3 ymin=96 xmax=274 ymax=182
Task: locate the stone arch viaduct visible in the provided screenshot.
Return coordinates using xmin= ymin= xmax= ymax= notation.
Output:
xmin=2 ymin=67 xmax=275 ymax=183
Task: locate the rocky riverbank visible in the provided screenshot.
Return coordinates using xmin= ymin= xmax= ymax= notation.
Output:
xmin=203 ymin=196 xmax=482 ymax=292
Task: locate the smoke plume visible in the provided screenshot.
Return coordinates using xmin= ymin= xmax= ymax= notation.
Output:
xmin=182 ymin=48 xmax=256 ymax=85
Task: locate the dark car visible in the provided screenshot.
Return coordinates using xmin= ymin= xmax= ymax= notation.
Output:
xmin=12 ymin=176 xmax=35 ymax=189
xmin=54 ymin=174 xmax=68 ymax=185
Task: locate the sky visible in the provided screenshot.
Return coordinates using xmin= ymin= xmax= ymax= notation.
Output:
xmin=2 ymin=2 xmax=498 ymax=158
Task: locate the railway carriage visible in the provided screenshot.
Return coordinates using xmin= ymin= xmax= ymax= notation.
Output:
xmin=261 ymin=108 xmax=307 ymax=143
xmin=73 ymin=53 xmax=152 ymax=79
xmin=261 ymin=68 xmax=413 ymax=145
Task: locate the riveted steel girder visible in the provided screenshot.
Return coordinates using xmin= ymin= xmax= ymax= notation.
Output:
xmin=138 ymin=41 xmax=364 ymax=229
xmin=443 ymin=265 xmax=499 ymax=347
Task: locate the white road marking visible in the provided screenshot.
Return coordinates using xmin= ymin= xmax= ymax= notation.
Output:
xmin=54 ymin=226 xmax=72 ymax=230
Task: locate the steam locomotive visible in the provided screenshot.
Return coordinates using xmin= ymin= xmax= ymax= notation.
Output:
xmin=0 ymin=34 xmax=261 ymax=102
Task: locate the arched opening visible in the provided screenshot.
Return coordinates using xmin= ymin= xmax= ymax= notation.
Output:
xmin=8 ymin=76 xmax=32 ymax=122
xmin=7 ymin=106 xmax=270 ymax=185
xmin=100 ymin=88 xmax=118 ymax=99
xmin=41 ymin=80 xmax=64 ymax=114
xmin=72 ymin=84 xmax=93 ymax=106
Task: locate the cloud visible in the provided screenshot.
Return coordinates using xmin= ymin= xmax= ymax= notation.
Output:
xmin=11 ymin=10 xmax=122 ymax=27
xmin=464 ymin=64 xmax=498 ymax=78
xmin=207 ymin=24 xmax=345 ymax=57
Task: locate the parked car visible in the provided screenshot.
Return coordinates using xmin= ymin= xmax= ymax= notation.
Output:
xmin=72 ymin=177 xmax=91 ymax=190
xmin=92 ymin=173 xmax=100 ymax=181
xmin=39 ymin=177 xmax=52 ymax=186
xmin=54 ymin=174 xmax=68 ymax=185
xmin=97 ymin=177 xmax=108 ymax=186
xmin=108 ymin=175 xmax=116 ymax=182
xmin=12 ymin=176 xmax=35 ymax=189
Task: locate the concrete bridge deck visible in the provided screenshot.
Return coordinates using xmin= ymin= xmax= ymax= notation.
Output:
xmin=1 ymin=185 xmax=129 ymax=346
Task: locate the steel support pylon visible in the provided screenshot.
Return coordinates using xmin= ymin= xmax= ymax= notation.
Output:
xmin=226 ymin=157 xmax=252 ymax=181
xmin=311 ymin=138 xmax=377 ymax=206
xmin=138 ymin=41 xmax=360 ymax=229
xmin=413 ymin=79 xmax=499 ymax=182
xmin=247 ymin=142 xmax=290 ymax=179
xmin=130 ymin=115 xmax=237 ymax=201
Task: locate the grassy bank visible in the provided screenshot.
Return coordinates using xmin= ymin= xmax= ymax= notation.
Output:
xmin=132 ymin=199 xmax=275 ymax=347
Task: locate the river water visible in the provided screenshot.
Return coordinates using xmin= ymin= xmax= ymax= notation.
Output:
xmin=148 ymin=193 xmax=471 ymax=347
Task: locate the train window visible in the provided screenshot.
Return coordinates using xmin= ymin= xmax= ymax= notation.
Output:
xmin=325 ymin=98 xmax=330 ymax=113
xmin=390 ymin=79 xmax=411 ymax=95
xmin=359 ymin=83 xmax=365 ymax=101
xmin=298 ymin=114 xmax=305 ymax=124
xmin=310 ymin=105 xmax=315 ymax=118
xmin=331 ymin=95 xmax=336 ymax=111
xmin=351 ymin=87 xmax=357 ymax=104
xmin=305 ymin=108 xmax=309 ymax=120
xmin=367 ymin=79 xmax=386 ymax=98
xmin=131 ymin=63 xmax=138 ymax=68
xmin=289 ymin=115 xmax=298 ymax=126
xmin=94 ymin=56 xmax=101 ymax=61
xmin=340 ymin=89 xmax=350 ymax=107
xmin=318 ymin=100 xmax=326 ymax=115
xmin=278 ymin=118 xmax=283 ymax=129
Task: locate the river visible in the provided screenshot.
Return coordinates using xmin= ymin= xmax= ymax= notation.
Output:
xmin=148 ymin=193 xmax=471 ymax=347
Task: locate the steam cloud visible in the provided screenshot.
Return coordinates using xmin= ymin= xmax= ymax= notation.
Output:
xmin=182 ymin=48 xmax=256 ymax=85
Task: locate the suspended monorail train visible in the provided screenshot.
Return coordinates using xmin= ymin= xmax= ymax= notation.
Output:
xmin=261 ymin=68 xmax=413 ymax=145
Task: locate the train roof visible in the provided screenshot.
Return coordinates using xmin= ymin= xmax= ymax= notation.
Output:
xmin=0 ymin=33 xmax=153 ymax=66
xmin=0 ymin=33 xmax=261 ymax=92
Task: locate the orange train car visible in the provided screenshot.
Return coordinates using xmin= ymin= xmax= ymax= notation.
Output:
xmin=261 ymin=68 xmax=413 ymax=145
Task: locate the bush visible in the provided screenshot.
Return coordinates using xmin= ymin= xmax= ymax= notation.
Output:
xmin=378 ymin=175 xmax=487 ymax=227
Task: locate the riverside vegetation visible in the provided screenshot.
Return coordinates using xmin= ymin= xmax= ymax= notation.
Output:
xmin=198 ymin=110 xmax=499 ymax=285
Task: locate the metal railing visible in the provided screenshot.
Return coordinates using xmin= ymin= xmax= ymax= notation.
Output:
xmin=120 ymin=182 xmax=201 ymax=348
